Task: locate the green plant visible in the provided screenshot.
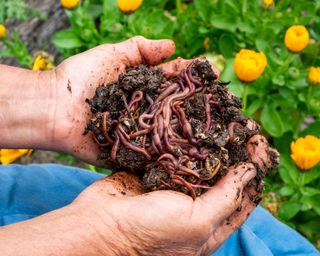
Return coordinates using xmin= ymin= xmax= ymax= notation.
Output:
xmin=0 ymin=31 xmax=32 ymax=67
xmin=0 ymin=0 xmax=45 ymax=23
xmin=0 ymin=0 xmax=46 ymax=67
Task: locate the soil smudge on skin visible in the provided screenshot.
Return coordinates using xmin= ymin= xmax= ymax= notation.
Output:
xmin=67 ymin=80 xmax=72 ymax=94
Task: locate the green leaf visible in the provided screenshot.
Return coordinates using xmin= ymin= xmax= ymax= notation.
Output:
xmin=300 ymin=202 xmax=313 ymax=211
xmin=210 ymin=15 xmax=239 ymax=32
xmin=300 ymin=187 xmax=320 ymax=197
xmin=86 ymin=164 xmax=112 ymax=175
xmin=0 ymin=49 xmax=13 ymax=58
xmin=279 ymin=166 xmax=295 ymax=185
xmin=246 ymin=98 xmax=264 ymax=117
xmin=279 ymin=200 xmax=301 ymax=221
xmin=274 ymin=132 xmax=293 ymax=156
xmin=55 ymin=153 xmax=77 ymax=165
xmin=298 ymin=220 xmax=320 ymax=236
xmin=241 ymin=0 xmax=247 ymax=17
xmin=260 ymin=103 xmax=284 ymax=137
xmin=198 ymin=26 xmax=210 ymax=34
xmin=255 ymin=38 xmax=268 ymax=51
xmin=272 ymin=75 xmax=285 ymax=86
xmin=303 ymin=195 xmax=320 ymax=215
xmin=52 ymin=29 xmax=84 ymax=49
xmin=298 ymin=167 xmax=320 ymax=186
xmin=278 ymin=185 xmax=295 ymax=196
xmin=102 ymin=0 xmax=118 ymax=16
xmin=87 ymin=4 xmax=103 ymax=19
xmin=221 ymin=58 xmax=243 ymax=97
xmin=237 ymin=21 xmax=255 ymax=34
xmin=280 ymin=155 xmax=301 ymax=186
xmin=194 ymin=0 xmax=211 ymax=21
xmin=301 ymin=43 xmax=319 ymax=66
xmin=129 ymin=9 xmax=175 ymax=38
xmin=218 ymin=34 xmax=235 ymax=58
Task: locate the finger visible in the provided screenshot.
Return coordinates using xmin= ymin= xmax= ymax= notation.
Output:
xmin=246 ymin=135 xmax=280 ymax=175
xmin=159 ymin=57 xmax=220 ymax=79
xmin=201 ymin=192 xmax=256 ymax=254
xmin=196 ymin=163 xmax=256 ymax=225
xmin=115 ymin=36 xmax=176 ymax=66
xmin=159 ymin=57 xmax=193 ymax=77
xmin=89 ymin=172 xmax=144 ymax=197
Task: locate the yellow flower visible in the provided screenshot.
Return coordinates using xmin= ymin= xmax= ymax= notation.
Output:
xmin=262 ymin=0 xmax=274 ymax=8
xmin=0 ymin=149 xmax=32 ymax=165
xmin=61 ymin=0 xmax=80 ymax=10
xmin=32 ymin=51 xmax=55 ymax=71
xmin=118 ymin=0 xmax=143 ymax=14
xmin=0 ymin=24 xmax=7 ymax=39
xmin=291 ymin=135 xmax=320 ymax=171
xmin=33 ymin=56 xmax=47 ymax=71
xmin=234 ymin=49 xmax=267 ymax=83
xmin=308 ymin=67 xmax=320 ymax=85
xmin=284 ymin=25 xmax=309 ymax=53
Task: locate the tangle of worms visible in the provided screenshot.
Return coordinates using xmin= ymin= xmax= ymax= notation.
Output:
xmin=85 ymin=60 xmax=260 ymax=198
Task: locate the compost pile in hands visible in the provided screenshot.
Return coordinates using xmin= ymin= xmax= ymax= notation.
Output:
xmin=84 ymin=60 xmax=279 ymax=199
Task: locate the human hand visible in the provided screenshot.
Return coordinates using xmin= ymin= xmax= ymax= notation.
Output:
xmin=71 ymin=135 xmax=277 ymax=256
xmin=73 ymin=165 xmax=255 ymax=255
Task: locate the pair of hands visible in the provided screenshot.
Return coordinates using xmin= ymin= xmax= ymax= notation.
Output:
xmin=38 ymin=37 xmax=274 ymax=255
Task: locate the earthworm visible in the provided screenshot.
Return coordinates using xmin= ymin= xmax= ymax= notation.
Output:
xmin=116 ymin=130 xmax=152 ymax=160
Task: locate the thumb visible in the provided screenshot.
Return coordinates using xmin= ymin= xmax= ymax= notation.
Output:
xmin=196 ymin=163 xmax=257 ymax=224
xmin=115 ymin=36 xmax=176 ymax=66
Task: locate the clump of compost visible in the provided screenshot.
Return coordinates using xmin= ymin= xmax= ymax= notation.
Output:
xmin=84 ymin=60 xmax=279 ymax=199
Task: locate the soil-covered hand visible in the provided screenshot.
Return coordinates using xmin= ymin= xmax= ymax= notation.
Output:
xmin=73 ymin=162 xmax=257 ymax=256
xmin=51 ymin=36 xmax=176 ymax=165
xmin=70 ymin=130 xmax=277 ymax=255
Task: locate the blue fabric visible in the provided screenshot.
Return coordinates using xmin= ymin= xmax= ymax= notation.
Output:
xmin=0 ymin=164 xmax=318 ymax=255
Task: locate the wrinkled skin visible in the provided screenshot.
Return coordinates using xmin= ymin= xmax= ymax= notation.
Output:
xmin=51 ymin=37 xmax=278 ymax=255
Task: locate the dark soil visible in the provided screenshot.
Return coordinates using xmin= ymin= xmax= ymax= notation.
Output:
xmin=84 ymin=60 xmax=276 ymax=199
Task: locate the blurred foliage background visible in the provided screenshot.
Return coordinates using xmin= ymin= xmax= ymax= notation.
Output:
xmin=0 ymin=0 xmax=320 ymax=249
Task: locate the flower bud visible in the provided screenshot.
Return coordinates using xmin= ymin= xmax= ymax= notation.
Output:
xmin=308 ymin=67 xmax=320 ymax=85
xmin=262 ymin=0 xmax=274 ymax=9
xmin=61 ymin=0 xmax=80 ymax=10
xmin=0 ymin=24 xmax=7 ymax=39
xmin=288 ymin=67 xmax=300 ymax=80
xmin=234 ymin=49 xmax=267 ymax=83
xmin=118 ymin=0 xmax=143 ymax=14
xmin=32 ymin=51 xmax=55 ymax=71
xmin=284 ymin=25 xmax=309 ymax=53
xmin=291 ymin=135 xmax=320 ymax=171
